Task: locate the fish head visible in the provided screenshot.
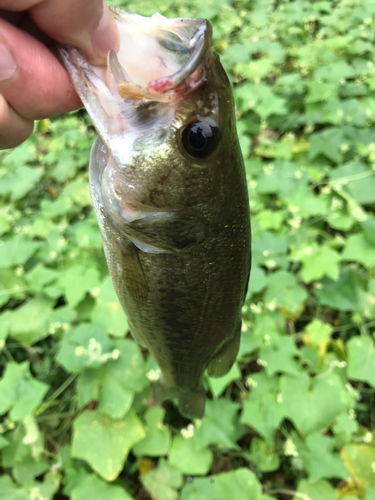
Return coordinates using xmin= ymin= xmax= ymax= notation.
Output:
xmin=60 ymin=8 xmax=238 ymax=225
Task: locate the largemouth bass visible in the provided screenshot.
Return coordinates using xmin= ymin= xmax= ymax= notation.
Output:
xmin=61 ymin=6 xmax=251 ymax=419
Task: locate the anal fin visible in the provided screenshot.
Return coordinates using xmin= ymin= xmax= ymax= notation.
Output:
xmin=153 ymin=378 xmax=205 ymax=420
xmin=207 ymin=323 xmax=241 ymax=378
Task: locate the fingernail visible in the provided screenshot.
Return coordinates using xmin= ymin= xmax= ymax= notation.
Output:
xmin=91 ymin=4 xmax=119 ymax=60
xmin=0 ymin=42 xmax=16 ymax=80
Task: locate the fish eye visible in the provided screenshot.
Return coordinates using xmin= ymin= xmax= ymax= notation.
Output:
xmin=180 ymin=120 xmax=219 ymax=159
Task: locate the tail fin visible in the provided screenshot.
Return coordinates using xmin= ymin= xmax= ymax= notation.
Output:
xmin=153 ymin=378 xmax=206 ymax=420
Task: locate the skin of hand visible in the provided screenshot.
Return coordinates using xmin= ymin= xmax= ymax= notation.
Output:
xmin=0 ymin=0 xmax=119 ymax=149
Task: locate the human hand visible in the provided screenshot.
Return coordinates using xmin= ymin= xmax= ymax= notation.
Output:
xmin=0 ymin=0 xmax=119 ymax=149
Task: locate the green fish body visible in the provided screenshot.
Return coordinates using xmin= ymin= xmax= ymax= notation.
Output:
xmin=61 ymin=6 xmax=251 ymax=419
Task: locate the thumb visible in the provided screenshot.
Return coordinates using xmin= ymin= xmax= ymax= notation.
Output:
xmin=29 ymin=0 xmax=119 ymax=65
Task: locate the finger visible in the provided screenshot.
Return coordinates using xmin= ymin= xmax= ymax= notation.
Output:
xmin=0 ymin=0 xmax=119 ymax=65
xmin=0 ymin=19 xmax=82 ymax=121
xmin=0 ymin=94 xmax=34 ymax=149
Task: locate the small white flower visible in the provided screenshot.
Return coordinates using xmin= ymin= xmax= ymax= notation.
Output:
xmin=265 ymin=259 xmax=276 ymax=269
xmin=75 ymin=346 xmax=85 ymax=356
xmin=15 ymin=266 xmax=24 ymax=276
xmin=284 ymin=437 xmax=298 ymax=457
xmin=147 ymin=369 xmax=161 ymax=382
xmin=181 ymin=423 xmax=195 ymax=439
xmin=364 ymin=432 xmax=373 ymax=443
xmin=288 ymin=205 xmax=300 ymax=214
xmin=266 ymin=300 xmax=277 ymax=312
xmin=112 ymin=349 xmax=120 ymax=360
xmin=250 ymin=303 xmax=262 ymax=314
xmin=321 ymin=186 xmax=331 ymax=195
xmin=246 ymin=377 xmax=258 ymax=388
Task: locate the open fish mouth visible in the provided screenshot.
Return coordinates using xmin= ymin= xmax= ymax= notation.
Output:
xmin=60 ymin=7 xmax=212 ymax=162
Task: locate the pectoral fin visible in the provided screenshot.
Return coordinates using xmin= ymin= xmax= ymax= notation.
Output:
xmin=114 ymin=237 xmax=149 ymax=302
xmin=126 ymin=208 xmax=206 ymax=253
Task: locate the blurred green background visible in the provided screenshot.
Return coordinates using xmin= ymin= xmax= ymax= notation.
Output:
xmin=1 ymin=0 xmax=375 ymax=499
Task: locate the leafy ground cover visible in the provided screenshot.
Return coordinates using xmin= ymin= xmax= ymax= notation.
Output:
xmin=1 ymin=0 xmax=375 ymax=498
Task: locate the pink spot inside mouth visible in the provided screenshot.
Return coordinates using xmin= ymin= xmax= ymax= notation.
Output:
xmin=147 ymin=60 xmax=208 ymax=100
xmin=148 ymin=77 xmax=173 ymax=93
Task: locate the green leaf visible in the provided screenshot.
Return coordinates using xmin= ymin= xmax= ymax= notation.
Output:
xmin=0 ymin=166 xmax=43 ymax=201
xmin=248 ymin=437 xmax=280 ymax=472
xmin=207 ymin=362 xmax=241 ymax=398
xmin=58 ymin=265 xmax=101 ymax=307
xmin=347 ymin=336 xmax=375 ymax=388
xmin=294 ymin=432 xmax=348 ymax=481
xmin=361 ymin=217 xmax=375 ymax=246
xmin=245 ymin=263 xmax=267 ymax=299
xmin=57 ymin=323 xmax=115 ymax=373
xmin=133 ymin=406 xmax=171 ymax=457
xmin=282 ymin=183 xmax=328 ymax=219
xmin=295 ymin=479 xmax=338 ymax=500
xmin=77 ymin=338 xmax=148 ymax=418
xmin=291 ymin=244 xmax=341 ymax=283
xmin=0 ymin=269 xmax=27 ymax=307
xmin=194 ymin=399 xmax=240 ymax=450
xmin=256 ymin=160 xmax=300 ymax=197
xmin=341 ymin=444 xmax=375 ymax=488
xmin=0 ymin=234 xmax=40 ymax=268
xmin=71 ymin=409 xmax=145 ymax=481
xmin=309 ymin=128 xmax=345 ymax=163
xmin=181 ymin=477 xmax=219 ymax=500
xmin=168 ymin=434 xmax=213 ymax=475
xmin=212 ymin=468 xmax=263 ymax=500
xmin=0 ymin=476 xmax=29 ymax=500
xmin=239 ymin=312 xmax=285 ymax=359
xmin=259 ymin=336 xmax=300 ymax=376
xmin=303 ymin=319 xmax=332 ymax=346
xmin=91 ymin=276 xmax=129 ymax=337
xmin=264 ymin=271 xmax=308 ymax=314
xmin=0 ymin=362 xmax=48 ymax=421
xmin=241 ymin=372 xmax=286 ymax=442
xmin=280 ymin=372 xmax=348 ymax=436
xmin=367 ymin=485 xmax=375 ymax=500
xmin=141 ymin=459 xmax=183 ymax=500
xmin=330 ymin=161 xmax=375 ymax=205
xmin=70 ymin=473 xmax=133 ymax=500
xmin=333 ymin=413 xmax=359 ymax=446
xmin=3 ymin=297 xmax=55 ymax=345
xmin=315 ymin=268 xmax=366 ymax=312
xmin=341 ymin=234 xmax=375 ymax=267
xmin=252 ymin=231 xmax=288 ymax=268
xmin=12 ymin=459 xmax=49 ymax=484
xmin=68 ymin=218 xmax=103 ymax=249
xmin=25 ymin=263 xmax=59 ymax=293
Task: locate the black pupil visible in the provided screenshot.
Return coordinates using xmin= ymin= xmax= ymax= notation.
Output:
xmin=181 ymin=121 xmax=218 ymax=159
xmin=189 ymin=126 xmax=206 ymax=150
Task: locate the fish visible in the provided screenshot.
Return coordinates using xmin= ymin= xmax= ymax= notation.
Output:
xmin=60 ymin=6 xmax=251 ymax=419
